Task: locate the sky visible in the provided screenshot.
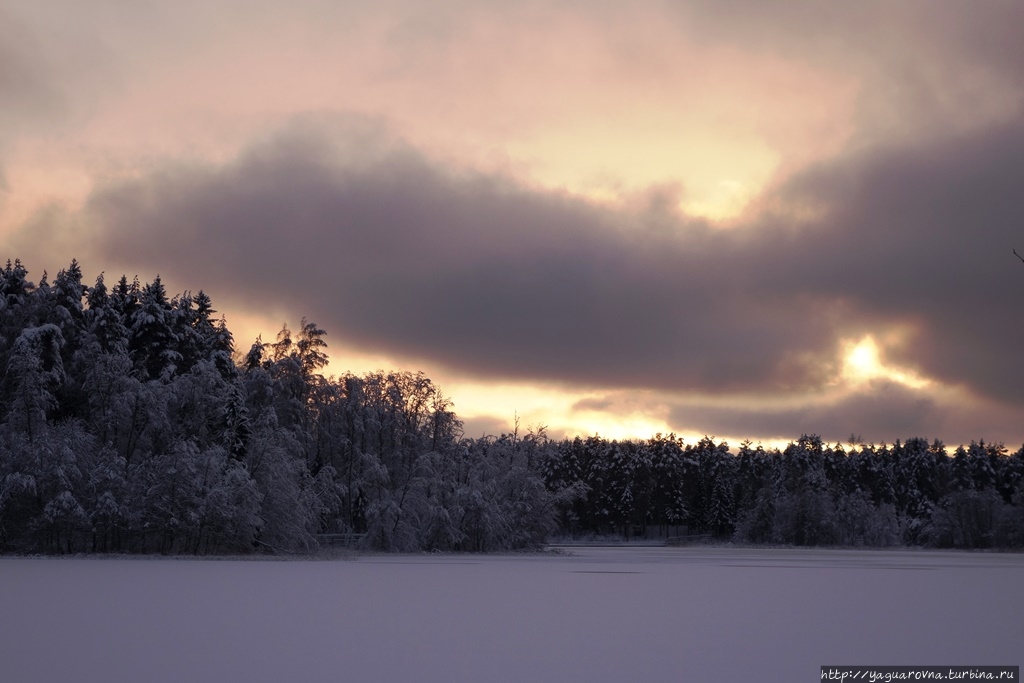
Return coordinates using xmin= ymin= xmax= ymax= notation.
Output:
xmin=3 ymin=0 xmax=1024 ymax=447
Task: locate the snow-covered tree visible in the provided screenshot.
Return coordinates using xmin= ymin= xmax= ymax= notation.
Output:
xmin=4 ymin=324 xmax=66 ymax=442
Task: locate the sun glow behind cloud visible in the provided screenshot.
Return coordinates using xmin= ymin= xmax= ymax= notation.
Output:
xmin=505 ymin=117 xmax=781 ymax=221
xmin=841 ymin=335 xmax=930 ymax=390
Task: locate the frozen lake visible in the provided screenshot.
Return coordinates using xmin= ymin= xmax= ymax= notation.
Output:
xmin=2 ymin=546 xmax=1021 ymax=682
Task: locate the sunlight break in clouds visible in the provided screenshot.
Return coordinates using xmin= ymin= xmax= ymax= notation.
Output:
xmin=840 ymin=336 xmax=930 ymax=390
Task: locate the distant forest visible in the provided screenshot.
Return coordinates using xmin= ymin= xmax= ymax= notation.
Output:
xmin=1 ymin=259 xmax=1022 ymax=554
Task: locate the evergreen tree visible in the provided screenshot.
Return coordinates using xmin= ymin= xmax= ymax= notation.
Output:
xmin=128 ymin=276 xmax=180 ymax=381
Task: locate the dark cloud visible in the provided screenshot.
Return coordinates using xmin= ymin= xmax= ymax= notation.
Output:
xmin=573 ymin=397 xmax=615 ymax=413
xmin=75 ymin=118 xmax=838 ymax=395
xmin=667 ymin=380 xmax=940 ymax=445
xmin=56 ymin=110 xmax=1024 ymax=421
xmin=770 ymin=118 xmax=1024 ymax=404
xmin=665 ymin=379 xmax=1024 ymax=448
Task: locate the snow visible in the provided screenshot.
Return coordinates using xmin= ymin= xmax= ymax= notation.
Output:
xmin=1 ymin=547 xmax=1021 ymax=683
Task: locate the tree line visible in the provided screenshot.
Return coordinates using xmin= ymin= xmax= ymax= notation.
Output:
xmin=0 ymin=259 xmax=565 ymax=554
xmin=1 ymin=259 xmax=1021 ymax=554
xmin=543 ymin=434 xmax=1024 ymax=548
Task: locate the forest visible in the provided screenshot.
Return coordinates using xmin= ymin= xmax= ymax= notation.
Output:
xmin=1 ymin=259 xmax=1022 ymax=554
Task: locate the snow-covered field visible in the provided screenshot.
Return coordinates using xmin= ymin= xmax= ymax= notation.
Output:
xmin=2 ymin=547 xmax=1021 ymax=683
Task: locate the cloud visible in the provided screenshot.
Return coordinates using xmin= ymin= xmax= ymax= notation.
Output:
xmin=0 ymin=4 xmax=124 ymax=131
xmin=573 ymin=397 xmax=615 ymax=413
xmin=676 ymin=0 xmax=1024 ymax=141
xmin=668 ymin=380 xmax=941 ymax=445
xmin=24 ymin=107 xmax=1019 ymax=420
xmin=0 ymin=10 xmax=61 ymax=128
xmin=64 ymin=117 xmax=843 ymax=396
xmin=0 ymin=3 xmax=124 ymax=216
xmin=770 ymin=117 xmax=1024 ymax=404
xmin=665 ymin=378 xmax=1024 ymax=448
xmin=0 ymin=9 xmax=56 ymax=181
xmin=459 ymin=414 xmax=516 ymax=440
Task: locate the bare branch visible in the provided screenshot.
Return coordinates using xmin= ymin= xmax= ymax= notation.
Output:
xmin=1014 ymin=248 xmax=1024 ymax=265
